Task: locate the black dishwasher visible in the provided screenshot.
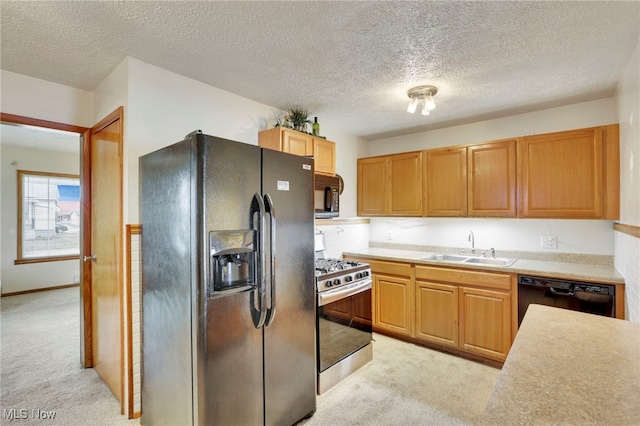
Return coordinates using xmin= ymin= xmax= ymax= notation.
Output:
xmin=518 ymin=275 xmax=616 ymax=325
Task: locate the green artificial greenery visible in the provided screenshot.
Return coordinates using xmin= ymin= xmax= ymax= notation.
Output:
xmin=288 ymin=108 xmax=310 ymax=127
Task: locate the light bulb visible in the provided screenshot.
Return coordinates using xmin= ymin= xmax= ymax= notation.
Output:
xmin=426 ymin=94 xmax=436 ymax=111
xmin=407 ymin=97 xmax=418 ymax=113
xmin=421 ymin=99 xmax=430 ymax=116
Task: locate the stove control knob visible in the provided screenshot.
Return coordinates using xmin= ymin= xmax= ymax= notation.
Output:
xmin=325 ymin=280 xmax=332 ymax=287
xmin=345 ymin=275 xmax=353 ymax=282
xmin=333 ymin=279 xmax=341 ymax=286
xmin=362 ymin=271 xmax=370 ymax=277
xmin=355 ymin=272 xmax=362 ymax=279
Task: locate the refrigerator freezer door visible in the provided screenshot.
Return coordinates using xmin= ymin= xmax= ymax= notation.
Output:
xmin=261 ymin=149 xmax=317 ymax=425
xmin=200 ymin=136 xmax=264 ymax=425
xmin=141 ymin=138 xmax=195 ymax=426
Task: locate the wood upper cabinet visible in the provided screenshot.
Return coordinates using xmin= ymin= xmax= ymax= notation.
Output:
xmin=357 ymin=151 xmax=423 ymax=216
xmin=389 ymin=152 xmax=423 ymax=215
xmin=468 ymin=140 xmax=517 ymax=217
xmin=313 ymin=137 xmax=336 ymax=175
xmin=426 ymin=140 xmax=516 ymax=217
xmin=259 ymin=128 xmax=337 ymax=175
xmin=519 ymin=124 xmax=619 ymax=219
xmin=357 ymin=156 xmax=388 ymax=215
xmin=425 ymin=147 xmax=467 ymax=216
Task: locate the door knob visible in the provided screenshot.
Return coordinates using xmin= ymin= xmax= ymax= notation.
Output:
xmin=83 ymin=254 xmax=97 ymax=262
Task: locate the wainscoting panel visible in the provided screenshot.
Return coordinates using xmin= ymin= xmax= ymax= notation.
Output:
xmin=126 ymin=225 xmax=142 ymax=418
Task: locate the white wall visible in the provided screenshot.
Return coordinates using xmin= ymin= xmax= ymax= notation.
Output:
xmin=369 ymin=218 xmax=614 ymax=255
xmin=0 ymin=70 xmax=94 ymax=127
xmin=615 ymin=36 xmax=640 ymax=322
xmin=616 ymin=38 xmax=640 ymax=227
xmin=367 ymin=97 xmax=618 ymax=156
xmin=94 ymin=58 xmax=367 ymax=223
xmin=0 ymin=145 xmax=81 ymax=294
xmin=0 ymin=71 xmax=92 ymax=294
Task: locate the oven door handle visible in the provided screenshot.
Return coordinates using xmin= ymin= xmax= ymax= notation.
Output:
xmin=318 ymin=278 xmax=372 ymax=307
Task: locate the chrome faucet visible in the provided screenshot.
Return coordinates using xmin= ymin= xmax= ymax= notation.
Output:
xmin=468 ymin=231 xmax=475 ymax=254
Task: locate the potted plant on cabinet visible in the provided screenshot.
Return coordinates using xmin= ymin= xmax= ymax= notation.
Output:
xmin=288 ymin=108 xmax=310 ymax=133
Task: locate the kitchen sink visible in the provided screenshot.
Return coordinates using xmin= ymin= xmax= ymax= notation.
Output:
xmin=420 ymin=253 xmax=517 ymax=267
xmin=463 ymin=257 xmax=517 ymax=267
xmin=420 ymin=254 xmax=468 ymax=262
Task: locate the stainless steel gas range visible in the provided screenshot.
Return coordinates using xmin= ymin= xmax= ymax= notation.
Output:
xmin=315 ymin=258 xmax=373 ymax=394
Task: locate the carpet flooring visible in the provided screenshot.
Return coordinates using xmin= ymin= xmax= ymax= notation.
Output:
xmin=0 ymin=287 xmax=136 ymax=426
xmin=1 ymin=287 xmax=499 ymax=425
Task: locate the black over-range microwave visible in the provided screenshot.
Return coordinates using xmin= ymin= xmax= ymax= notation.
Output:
xmin=314 ymin=174 xmax=342 ymax=219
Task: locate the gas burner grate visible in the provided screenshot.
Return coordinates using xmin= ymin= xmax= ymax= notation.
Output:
xmin=315 ymin=258 xmax=363 ymax=275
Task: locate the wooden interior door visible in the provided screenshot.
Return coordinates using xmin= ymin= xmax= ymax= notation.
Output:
xmin=86 ymin=107 xmax=124 ymax=409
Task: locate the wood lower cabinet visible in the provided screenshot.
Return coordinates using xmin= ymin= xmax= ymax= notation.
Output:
xmin=375 ymin=274 xmax=413 ymax=336
xmin=459 ymin=286 xmax=512 ymax=360
xmin=368 ymin=260 xmax=413 ymax=336
xmin=346 ymin=256 xmax=517 ymax=363
xmin=415 ymin=265 xmax=515 ymax=362
xmin=415 ymin=281 xmax=459 ymax=348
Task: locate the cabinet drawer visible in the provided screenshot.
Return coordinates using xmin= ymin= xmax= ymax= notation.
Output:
xmin=369 ymin=260 xmax=412 ymax=277
xmin=415 ymin=265 xmax=512 ymax=291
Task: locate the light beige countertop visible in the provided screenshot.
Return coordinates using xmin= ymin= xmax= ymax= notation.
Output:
xmin=480 ymin=304 xmax=640 ymax=425
xmin=342 ymin=247 xmax=625 ymax=284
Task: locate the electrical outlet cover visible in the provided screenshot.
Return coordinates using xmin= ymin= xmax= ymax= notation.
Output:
xmin=541 ymin=236 xmax=557 ymax=249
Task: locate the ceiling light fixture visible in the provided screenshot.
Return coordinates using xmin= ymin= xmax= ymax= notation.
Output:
xmin=407 ymin=85 xmax=438 ymax=115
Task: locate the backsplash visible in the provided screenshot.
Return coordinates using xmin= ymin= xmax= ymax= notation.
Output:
xmin=315 ymin=219 xmax=369 ymax=259
xmin=368 ymin=217 xmax=616 ymax=255
xmin=615 ymin=230 xmax=640 ymax=322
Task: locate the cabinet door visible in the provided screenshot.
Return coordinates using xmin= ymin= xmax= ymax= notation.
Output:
xmin=468 ymin=140 xmax=517 ymax=217
xmin=425 ymin=147 xmax=467 ymax=216
xmin=459 ymin=287 xmax=511 ymax=362
xmin=283 ymin=130 xmax=313 ymax=156
xmin=519 ymin=128 xmax=604 ymax=218
xmin=374 ymin=274 xmax=412 ymax=336
xmin=415 ymin=281 xmax=458 ymax=348
xmin=358 ymin=157 xmax=388 ymax=216
xmin=313 ymin=138 xmax=336 ymax=175
xmin=389 ymin=152 xmax=423 ymax=216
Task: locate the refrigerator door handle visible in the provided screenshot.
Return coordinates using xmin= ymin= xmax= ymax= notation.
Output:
xmin=264 ymin=193 xmax=277 ymax=327
xmin=250 ymin=192 xmax=268 ymax=329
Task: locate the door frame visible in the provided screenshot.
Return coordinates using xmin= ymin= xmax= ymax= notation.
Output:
xmin=0 ymin=111 xmax=115 ymax=370
xmin=1 ymin=113 xmax=92 ymax=362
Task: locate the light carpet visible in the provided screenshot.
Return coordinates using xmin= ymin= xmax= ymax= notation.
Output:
xmin=302 ymin=334 xmax=499 ymax=426
xmin=1 ymin=287 xmax=499 ymax=425
xmin=0 ymin=287 xmax=136 ymax=426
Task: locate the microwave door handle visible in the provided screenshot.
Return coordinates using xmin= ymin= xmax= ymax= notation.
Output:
xmin=249 ymin=193 xmax=267 ymax=329
xmin=264 ymin=193 xmax=276 ymax=327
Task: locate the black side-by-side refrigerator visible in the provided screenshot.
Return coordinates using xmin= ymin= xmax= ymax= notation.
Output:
xmin=140 ymin=130 xmax=316 ymax=425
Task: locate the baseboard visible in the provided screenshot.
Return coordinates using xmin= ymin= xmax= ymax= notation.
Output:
xmin=1 ymin=283 xmax=79 ymax=297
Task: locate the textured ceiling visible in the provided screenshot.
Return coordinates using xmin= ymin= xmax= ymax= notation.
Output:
xmin=1 ymin=1 xmax=639 ymax=141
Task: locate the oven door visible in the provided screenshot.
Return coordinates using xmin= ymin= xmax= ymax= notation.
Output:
xmin=317 ymin=279 xmax=372 ymax=373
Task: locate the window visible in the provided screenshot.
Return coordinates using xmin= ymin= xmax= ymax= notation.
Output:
xmin=16 ymin=170 xmax=80 ymax=264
